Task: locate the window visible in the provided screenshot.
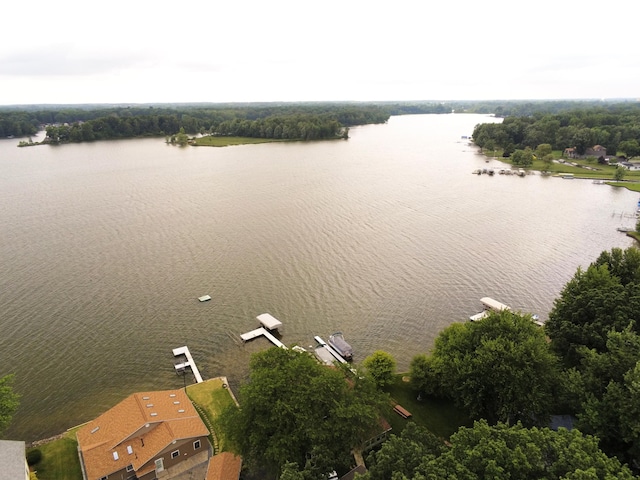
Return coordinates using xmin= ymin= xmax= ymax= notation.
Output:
xmin=171 ymin=450 xmax=180 ymax=459
xmin=126 ymin=464 xmax=134 ymax=472
xmin=100 ymin=477 xmax=108 ymax=480
xmin=193 ymin=440 xmax=201 ymax=450
xmin=155 ymin=458 xmax=164 ymax=472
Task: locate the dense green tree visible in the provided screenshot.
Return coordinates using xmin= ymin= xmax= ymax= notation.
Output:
xmin=565 ymin=328 xmax=640 ymax=466
xmin=360 ymin=421 xmax=637 ymax=479
xmin=360 ymin=423 xmax=445 ymax=480
xmin=545 ymin=247 xmax=640 ymax=366
xmin=620 ymin=139 xmax=640 ymax=158
xmin=615 ymin=165 xmax=627 ymax=181
xmin=510 ymin=147 xmax=534 ymax=167
xmin=221 ymin=347 xmax=386 ymax=478
xmin=424 ymin=421 xmax=637 ymax=480
xmin=0 ymin=374 xmax=20 ymax=434
xmin=410 ymin=310 xmax=560 ymax=425
xmin=362 ymin=351 xmax=396 ymax=388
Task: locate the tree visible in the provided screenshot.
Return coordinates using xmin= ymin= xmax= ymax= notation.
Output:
xmin=620 ymin=139 xmax=640 ymax=158
xmin=412 ymin=310 xmax=560 ymax=425
xmin=545 ymin=247 xmax=640 ymax=366
xmin=362 ymin=351 xmax=396 ymax=388
xmin=221 ymin=347 xmax=386 ymax=478
xmin=361 ymin=421 xmax=637 ymax=479
xmin=424 ymin=421 xmax=637 ymax=479
xmin=360 ymin=423 xmax=445 ymax=480
xmin=510 ymin=147 xmax=534 ymax=167
xmin=615 ymin=165 xmax=627 ymax=181
xmin=566 ymin=328 xmax=640 ymax=465
xmin=0 ymin=374 xmax=20 ymax=434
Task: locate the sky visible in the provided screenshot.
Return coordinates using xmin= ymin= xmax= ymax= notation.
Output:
xmin=1 ymin=0 xmax=638 ymax=106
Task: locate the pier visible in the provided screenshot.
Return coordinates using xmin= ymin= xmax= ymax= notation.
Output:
xmin=172 ymin=346 xmax=204 ymax=383
xmin=240 ymin=313 xmax=286 ymax=348
xmin=314 ymin=336 xmax=346 ymax=364
xmin=240 ymin=327 xmax=286 ymax=348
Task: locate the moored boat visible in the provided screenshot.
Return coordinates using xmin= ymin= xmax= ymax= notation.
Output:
xmin=328 ymin=332 xmax=353 ymax=360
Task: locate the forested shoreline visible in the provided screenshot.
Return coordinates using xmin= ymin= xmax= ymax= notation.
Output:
xmin=0 ymin=102 xmax=450 ymax=144
xmin=472 ymin=102 xmax=640 ymax=158
xmin=2 ymin=99 xmax=639 ymax=146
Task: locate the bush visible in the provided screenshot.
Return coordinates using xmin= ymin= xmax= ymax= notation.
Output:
xmin=26 ymin=448 xmax=42 ymax=466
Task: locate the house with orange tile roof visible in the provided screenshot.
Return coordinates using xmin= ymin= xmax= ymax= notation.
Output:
xmin=76 ymin=388 xmax=210 ymax=480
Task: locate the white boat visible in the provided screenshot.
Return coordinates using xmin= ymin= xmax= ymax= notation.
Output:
xmin=328 ymin=332 xmax=353 ymax=360
xmin=198 ymin=295 xmax=211 ymax=302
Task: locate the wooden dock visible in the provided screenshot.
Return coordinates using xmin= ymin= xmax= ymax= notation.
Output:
xmin=172 ymin=346 xmax=204 ymax=383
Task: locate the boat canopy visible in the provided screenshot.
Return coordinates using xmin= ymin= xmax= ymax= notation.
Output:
xmin=257 ymin=313 xmax=283 ymax=330
xmin=480 ymin=297 xmax=511 ymax=312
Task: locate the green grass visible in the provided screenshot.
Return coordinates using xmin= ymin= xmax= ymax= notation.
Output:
xmin=382 ymin=375 xmax=471 ymax=440
xmin=480 ymin=148 xmax=640 ymax=181
xmin=186 ymin=377 xmax=238 ymax=452
xmin=608 ymin=182 xmax=640 ymax=192
xmin=27 ymin=429 xmax=82 ymax=480
xmin=192 ymin=136 xmax=285 ymax=147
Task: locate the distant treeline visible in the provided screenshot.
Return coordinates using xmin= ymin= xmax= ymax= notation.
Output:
xmin=472 ymin=103 xmax=640 ymax=157
xmin=2 ymin=100 xmax=639 ymax=144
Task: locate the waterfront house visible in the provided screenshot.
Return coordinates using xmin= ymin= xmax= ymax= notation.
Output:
xmin=76 ymin=389 xmax=210 ymax=480
xmin=0 ymin=440 xmax=29 ymax=480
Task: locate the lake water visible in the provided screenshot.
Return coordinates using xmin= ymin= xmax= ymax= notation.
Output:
xmin=0 ymin=114 xmax=635 ymax=442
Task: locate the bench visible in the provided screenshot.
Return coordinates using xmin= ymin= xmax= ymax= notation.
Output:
xmin=393 ymin=404 xmax=412 ymax=419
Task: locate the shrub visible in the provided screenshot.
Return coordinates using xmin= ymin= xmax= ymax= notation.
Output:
xmin=26 ymin=448 xmax=42 ymax=466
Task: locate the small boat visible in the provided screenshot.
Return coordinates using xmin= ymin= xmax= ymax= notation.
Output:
xmin=328 ymin=332 xmax=353 ymax=360
xmin=198 ymin=295 xmax=212 ymax=302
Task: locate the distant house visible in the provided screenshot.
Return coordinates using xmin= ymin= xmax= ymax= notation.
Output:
xmin=0 ymin=440 xmax=29 ymax=480
xmin=585 ymin=145 xmax=607 ymax=157
xmin=619 ymin=161 xmax=640 ymax=171
xmin=76 ymin=389 xmax=210 ymax=480
xmin=563 ymin=147 xmax=578 ymax=159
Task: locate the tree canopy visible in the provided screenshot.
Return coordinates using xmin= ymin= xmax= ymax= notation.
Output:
xmin=362 ymin=350 xmax=396 ymax=388
xmin=0 ymin=374 xmax=20 ymax=434
xmin=360 ymin=420 xmax=637 ymax=480
xmin=545 ymin=247 xmax=640 ymax=366
xmin=410 ymin=310 xmax=560 ymax=425
xmin=221 ymin=347 xmax=387 ymax=478
xmin=472 ymin=103 xmax=640 ymax=156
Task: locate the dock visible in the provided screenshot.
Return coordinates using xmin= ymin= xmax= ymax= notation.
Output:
xmin=469 ymin=297 xmax=511 ymax=321
xmin=239 ymin=313 xmax=286 ymax=349
xmin=240 ymin=327 xmax=286 ymax=349
xmin=314 ymin=336 xmax=346 ymax=364
xmin=172 ymin=346 xmax=204 ymax=383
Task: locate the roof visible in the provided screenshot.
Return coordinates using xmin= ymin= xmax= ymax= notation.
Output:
xmin=205 ymin=452 xmax=242 ymax=480
xmin=77 ymin=389 xmax=209 ymax=480
xmin=340 ymin=465 xmax=367 ymax=480
xmin=0 ymin=440 xmax=28 ymax=480
xmin=480 ymin=297 xmax=511 ymax=312
xmin=257 ymin=313 xmax=282 ymax=330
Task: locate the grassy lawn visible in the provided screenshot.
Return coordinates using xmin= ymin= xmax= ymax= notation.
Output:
xmin=382 ymin=375 xmax=471 ymax=440
xmin=481 ymin=149 xmax=640 ymax=181
xmin=186 ymin=377 xmax=238 ymax=452
xmin=609 ymin=182 xmax=640 ymax=192
xmin=28 ymin=428 xmax=82 ymax=480
xmin=192 ymin=136 xmax=285 ymax=147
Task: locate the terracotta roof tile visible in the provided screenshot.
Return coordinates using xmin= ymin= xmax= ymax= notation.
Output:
xmin=206 ymin=452 xmax=242 ymax=480
xmin=77 ymin=389 xmax=208 ymax=480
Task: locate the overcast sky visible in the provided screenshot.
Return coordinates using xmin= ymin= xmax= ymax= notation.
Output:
xmin=1 ymin=0 xmax=638 ymax=106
